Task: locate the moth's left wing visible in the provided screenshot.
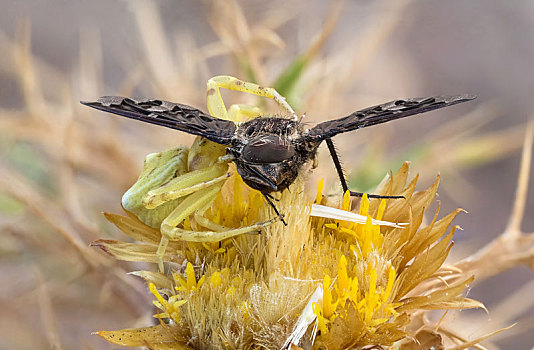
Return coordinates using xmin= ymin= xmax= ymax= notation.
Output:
xmin=81 ymin=96 xmax=237 ymax=145
xmin=306 ymin=94 xmax=475 ymax=142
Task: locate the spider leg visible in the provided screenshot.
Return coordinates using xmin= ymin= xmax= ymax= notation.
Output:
xmin=155 ymin=183 xmax=223 ymax=271
xmin=156 ymin=183 xmax=281 ymax=271
xmin=159 ymin=215 xmax=279 ymax=273
xmin=325 ymin=138 xmax=405 ymax=200
xmin=142 ymin=164 xmax=230 ymax=209
xmin=190 ymin=180 xmax=280 ymax=240
xmin=206 ymin=76 xmax=295 ymax=120
xmin=228 ymin=104 xmax=263 ymax=122
xmin=122 ymin=146 xmax=190 ymax=228
xmin=264 ymin=193 xmax=280 ymax=202
xmin=162 ymin=217 xmax=279 ymax=242
xmin=161 ymin=184 xmax=223 ymax=232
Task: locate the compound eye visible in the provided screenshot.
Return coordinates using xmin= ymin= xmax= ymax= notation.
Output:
xmin=241 ymin=135 xmax=295 ymax=164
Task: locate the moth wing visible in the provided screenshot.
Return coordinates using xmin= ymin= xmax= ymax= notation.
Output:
xmin=81 ymin=96 xmax=236 ymax=144
xmin=306 ymin=94 xmax=475 ymax=141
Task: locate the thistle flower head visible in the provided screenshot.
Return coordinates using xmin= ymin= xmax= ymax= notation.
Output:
xmin=95 ymin=154 xmax=482 ymax=349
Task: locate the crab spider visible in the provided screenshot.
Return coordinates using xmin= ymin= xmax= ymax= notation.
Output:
xmin=118 ymin=76 xmax=293 ymax=271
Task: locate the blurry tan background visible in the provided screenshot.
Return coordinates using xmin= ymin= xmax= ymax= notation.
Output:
xmin=0 ymin=0 xmax=532 ymax=349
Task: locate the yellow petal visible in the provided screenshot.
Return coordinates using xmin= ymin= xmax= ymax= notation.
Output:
xmin=185 ymin=262 xmax=196 ymax=290
xmin=337 ymin=255 xmax=349 ymax=293
xmin=359 ymin=193 xmax=369 ymax=216
xmin=315 ymin=178 xmax=325 ymax=204
xmin=323 ymin=275 xmax=334 ymax=318
xmin=382 ymin=265 xmax=396 ymax=304
xmin=210 ymin=271 xmax=223 ymax=287
xmin=149 ymin=283 xmax=167 ymax=308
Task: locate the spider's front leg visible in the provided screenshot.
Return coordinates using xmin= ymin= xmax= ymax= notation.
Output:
xmin=121 ymin=139 xmax=231 ymax=224
xmin=157 ymin=182 xmax=280 ymax=271
xmin=121 ymin=146 xmax=190 ymax=228
xmin=206 ymin=75 xmax=295 ymax=119
xmin=120 ymin=139 xmax=233 ymax=271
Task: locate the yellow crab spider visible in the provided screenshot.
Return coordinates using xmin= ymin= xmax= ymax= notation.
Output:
xmin=120 ymin=76 xmax=295 ymax=271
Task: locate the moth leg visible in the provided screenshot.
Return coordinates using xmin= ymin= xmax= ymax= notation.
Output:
xmin=206 ymin=75 xmax=295 ymax=120
xmin=263 ymin=194 xmax=287 ymax=226
xmin=348 ymin=191 xmax=405 ymax=199
xmin=325 ymin=138 xmax=405 ymax=199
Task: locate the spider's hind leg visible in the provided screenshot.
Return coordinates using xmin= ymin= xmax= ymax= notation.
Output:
xmin=325 ymin=138 xmax=405 ymax=200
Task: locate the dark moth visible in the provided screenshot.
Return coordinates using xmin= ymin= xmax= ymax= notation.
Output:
xmin=82 ymin=94 xmax=475 ymax=197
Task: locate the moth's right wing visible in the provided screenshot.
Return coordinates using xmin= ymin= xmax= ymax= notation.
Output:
xmin=81 ymin=96 xmax=237 ymax=145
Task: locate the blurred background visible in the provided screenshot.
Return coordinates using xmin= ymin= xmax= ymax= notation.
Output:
xmin=0 ymin=0 xmax=532 ymax=349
